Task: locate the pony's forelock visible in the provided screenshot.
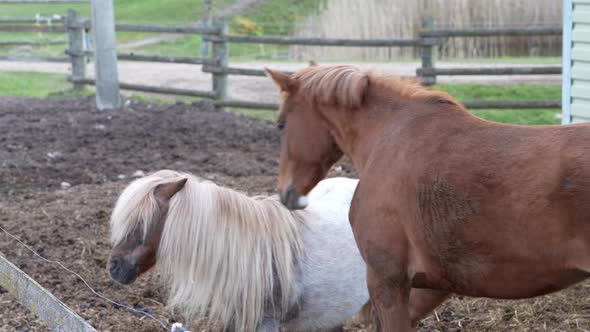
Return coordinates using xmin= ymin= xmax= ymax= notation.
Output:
xmin=109 ymin=170 xmax=183 ymax=246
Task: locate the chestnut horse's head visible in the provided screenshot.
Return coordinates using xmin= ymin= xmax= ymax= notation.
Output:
xmin=265 ymin=64 xmax=368 ymax=210
xmin=107 ymin=173 xmax=187 ymax=284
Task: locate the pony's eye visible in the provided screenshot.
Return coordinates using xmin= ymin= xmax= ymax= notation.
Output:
xmin=277 ymin=122 xmax=285 ymax=131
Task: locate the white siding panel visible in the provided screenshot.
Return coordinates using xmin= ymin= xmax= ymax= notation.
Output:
xmin=573 ymin=9 xmax=590 ymax=23
xmin=571 ymin=61 xmax=590 ymax=79
xmin=573 ymin=26 xmax=590 ymax=43
xmin=572 ymin=42 xmax=590 ymax=61
xmin=572 ymin=116 xmax=590 ymax=123
xmin=570 ymin=0 xmax=590 ymax=125
xmin=571 ymin=99 xmax=590 ymax=118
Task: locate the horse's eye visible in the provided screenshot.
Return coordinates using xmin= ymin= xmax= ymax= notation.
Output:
xmin=277 ymin=122 xmax=285 ymax=131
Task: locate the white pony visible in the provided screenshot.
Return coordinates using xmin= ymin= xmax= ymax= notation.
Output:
xmin=107 ymin=170 xmax=369 ymax=332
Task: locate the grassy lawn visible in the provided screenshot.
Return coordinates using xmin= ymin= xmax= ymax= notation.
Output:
xmin=436 ymin=83 xmax=561 ymax=125
xmin=0 ymin=71 xmax=560 ymax=125
xmin=0 ymin=71 xmax=72 ymax=97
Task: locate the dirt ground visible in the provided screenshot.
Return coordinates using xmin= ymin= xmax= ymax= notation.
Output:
xmin=0 ymin=96 xmax=589 ymax=332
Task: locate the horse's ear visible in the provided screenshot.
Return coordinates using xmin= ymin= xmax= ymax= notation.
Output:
xmin=265 ymin=68 xmax=291 ymax=91
xmin=155 ymin=178 xmax=187 ymax=200
xmin=308 ymin=60 xmax=318 ymax=67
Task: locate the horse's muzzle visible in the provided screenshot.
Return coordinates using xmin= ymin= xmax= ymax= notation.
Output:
xmin=107 ymin=256 xmax=138 ymax=285
xmin=280 ymin=185 xmax=309 ymax=210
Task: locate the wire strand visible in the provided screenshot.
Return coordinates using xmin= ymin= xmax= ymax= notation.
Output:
xmin=0 ymin=224 xmax=170 ymax=331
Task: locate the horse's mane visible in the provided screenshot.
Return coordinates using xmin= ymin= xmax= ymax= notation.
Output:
xmin=110 ymin=170 xmax=306 ymax=332
xmin=292 ymin=65 xmax=463 ymax=109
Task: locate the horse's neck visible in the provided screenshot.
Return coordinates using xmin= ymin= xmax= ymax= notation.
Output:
xmin=324 ymin=89 xmax=470 ymax=174
xmin=322 ymin=101 xmax=393 ymax=174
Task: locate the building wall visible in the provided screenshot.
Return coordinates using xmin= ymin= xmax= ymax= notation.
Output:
xmin=569 ymin=0 xmax=590 ymax=123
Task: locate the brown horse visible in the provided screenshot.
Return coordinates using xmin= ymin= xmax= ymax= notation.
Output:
xmin=266 ymin=64 xmax=590 ymax=331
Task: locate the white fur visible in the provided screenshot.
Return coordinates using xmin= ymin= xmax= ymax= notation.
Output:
xmin=297 ymin=195 xmax=309 ymax=208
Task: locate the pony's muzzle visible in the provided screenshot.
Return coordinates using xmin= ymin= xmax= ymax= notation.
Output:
xmin=107 ymin=256 xmax=138 ymax=285
xmin=280 ymin=185 xmax=309 ymax=210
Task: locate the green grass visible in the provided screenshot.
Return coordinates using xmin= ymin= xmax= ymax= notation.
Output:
xmin=0 ymin=1 xmax=193 ymax=25
xmin=0 ymin=3 xmax=89 ymax=19
xmin=469 ymin=108 xmax=559 ymax=125
xmin=436 ymin=83 xmax=560 ymax=101
xmin=233 ymin=0 xmax=319 ymax=36
xmin=435 ymin=83 xmax=560 ymax=125
xmin=0 ymin=71 xmax=72 ymax=97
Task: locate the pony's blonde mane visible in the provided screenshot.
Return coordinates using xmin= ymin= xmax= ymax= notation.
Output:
xmin=110 ymin=170 xmax=305 ymax=332
xmin=292 ymin=65 xmax=463 ymax=109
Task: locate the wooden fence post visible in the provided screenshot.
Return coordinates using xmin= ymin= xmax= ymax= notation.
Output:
xmin=212 ymin=20 xmax=228 ymax=110
xmin=200 ymin=0 xmax=212 ymax=57
xmin=420 ymin=15 xmax=437 ymax=85
xmin=90 ymin=0 xmax=122 ymax=111
xmin=66 ymin=9 xmax=86 ymax=91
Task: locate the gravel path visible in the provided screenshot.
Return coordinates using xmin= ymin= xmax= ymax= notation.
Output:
xmin=0 ymin=60 xmax=561 ymax=103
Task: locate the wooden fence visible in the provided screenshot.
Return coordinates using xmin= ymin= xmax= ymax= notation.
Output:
xmin=0 ymin=254 xmax=97 ymax=331
xmin=417 ymin=22 xmax=564 ymax=85
xmin=0 ymin=9 xmax=562 ymax=110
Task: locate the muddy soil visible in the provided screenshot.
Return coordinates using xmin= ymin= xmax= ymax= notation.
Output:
xmin=0 ymin=96 xmax=588 ymax=331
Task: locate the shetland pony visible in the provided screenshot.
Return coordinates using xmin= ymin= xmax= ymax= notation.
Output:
xmin=107 ymin=170 xmax=369 ymax=332
xmin=266 ymin=64 xmax=590 ymax=331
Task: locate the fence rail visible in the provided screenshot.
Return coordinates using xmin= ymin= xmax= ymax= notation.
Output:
xmin=68 ymin=50 xmax=217 ymax=65
xmin=0 ymin=55 xmax=68 ymax=62
xmin=463 ymin=100 xmax=561 ymax=109
xmin=0 ymin=24 xmax=66 ymax=32
xmin=69 ymin=77 xmax=216 ymax=98
xmin=114 ymin=23 xmax=218 ymax=35
xmin=416 ymin=66 xmax=562 ymax=76
xmin=0 ymin=254 xmax=97 ymax=332
xmin=211 ymin=99 xmax=561 ymax=111
xmin=421 ymin=27 xmax=563 ymax=38
xmin=0 ymin=11 xmax=563 ymax=111
xmin=204 ymin=35 xmax=432 ymax=47
xmin=0 ymin=41 xmax=66 ymax=46
xmin=0 ymin=17 xmax=64 ymax=23
xmin=202 ymin=65 xmax=287 ymax=77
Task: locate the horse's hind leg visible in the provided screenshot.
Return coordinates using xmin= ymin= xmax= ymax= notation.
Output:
xmin=408 ymin=288 xmax=450 ymax=326
xmin=371 ymin=304 xmax=381 ymax=331
xmin=367 ymin=267 xmax=414 ymax=332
